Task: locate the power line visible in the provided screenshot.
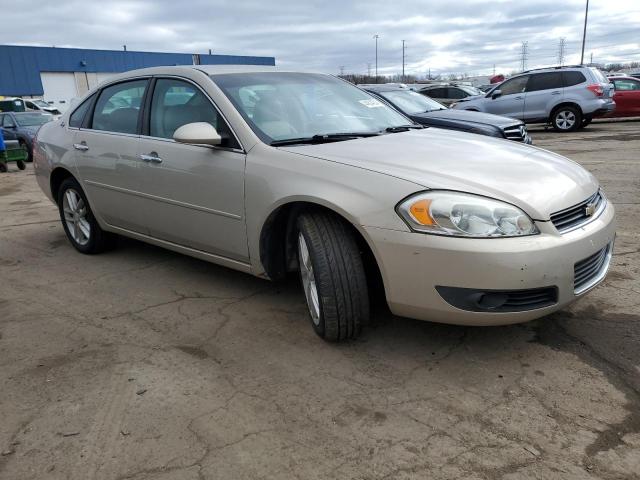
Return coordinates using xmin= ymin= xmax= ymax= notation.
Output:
xmin=520 ymin=41 xmax=529 ymax=71
xmin=558 ymin=37 xmax=566 ymax=66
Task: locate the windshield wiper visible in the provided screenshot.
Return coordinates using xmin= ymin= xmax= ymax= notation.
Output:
xmin=270 ymin=132 xmax=381 ymax=147
xmin=385 ymin=124 xmax=425 ymax=132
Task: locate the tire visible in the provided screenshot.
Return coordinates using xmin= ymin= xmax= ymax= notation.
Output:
xmin=580 ymin=117 xmax=592 ymax=129
xmin=18 ymin=140 xmax=32 ymax=162
xmin=551 ymin=106 xmax=582 ymax=132
xmin=57 ymin=177 xmax=115 ymax=254
xmin=0 ymin=162 xmax=6 ymax=173
xmin=17 ymin=159 xmax=26 ymax=170
xmin=296 ymin=211 xmax=369 ymax=342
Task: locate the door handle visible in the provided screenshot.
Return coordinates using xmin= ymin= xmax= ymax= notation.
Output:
xmin=514 ymin=96 xmax=523 ymax=100
xmin=73 ymin=142 xmax=89 ymax=151
xmin=139 ymin=153 xmax=162 ymax=164
xmin=551 ymin=91 xmax=561 ymax=95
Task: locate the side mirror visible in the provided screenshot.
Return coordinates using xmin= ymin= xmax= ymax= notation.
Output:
xmin=491 ymin=90 xmax=502 ymax=99
xmin=173 ymin=122 xmax=222 ymax=146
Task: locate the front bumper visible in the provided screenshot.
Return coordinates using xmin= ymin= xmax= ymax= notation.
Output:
xmin=364 ymin=201 xmax=615 ymax=326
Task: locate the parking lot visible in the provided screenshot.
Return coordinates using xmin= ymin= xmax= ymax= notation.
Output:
xmin=0 ymin=121 xmax=639 ymax=479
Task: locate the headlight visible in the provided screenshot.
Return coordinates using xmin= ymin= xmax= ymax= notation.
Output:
xmin=397 ymin=191 xmax=539 ymax=237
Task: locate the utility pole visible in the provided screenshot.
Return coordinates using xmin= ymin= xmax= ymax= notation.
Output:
xmin=373 ymin=34 xmax=379 ymax=83
xmin=367 ymin=63 xmax=372 ymax=77
xmin=558 ymin=37 xmax=566 ymax=66
xmin=590 ymin=52 xmax=593 ymax=65
xmin=493 ymin=64 xmax=496 ymax=76
xmin=339 ymin=66 xmax=345 ymax=76
xmin=402 ymin=40 xmax=406 ymax=81
xmin=520 ymin=41 xmax=529 ymax=71
xmin=428 ymin=68 xmax=431 ymax=80
xmin=580 ymin=0 xmax=589 ymax=64
xmin=208 ymin=49 xmax=212 ymax=55
xmin=123 ymin=45 xmax=127 ymax=51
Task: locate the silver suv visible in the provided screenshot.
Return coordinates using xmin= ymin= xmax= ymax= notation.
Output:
xmin=451 ymin=66 xmax=615 ymax=132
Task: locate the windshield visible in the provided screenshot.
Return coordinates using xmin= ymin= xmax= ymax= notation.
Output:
xmin=15 ymin=113 xmax=52 ymax=126
xmin=377 ymin=90 xmax=445 ymax=114
xmin=211 ymin=72 xmax=412 ymax=143
xmin=32 ymin=100 xmax=51 ymax=108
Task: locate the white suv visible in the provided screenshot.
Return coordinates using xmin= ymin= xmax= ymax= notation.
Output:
xmin=451 ymin=66 xmax=615 ymax=132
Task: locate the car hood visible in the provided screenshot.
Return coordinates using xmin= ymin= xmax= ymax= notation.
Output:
xmin=414 ymin=108 xmax=520 ymax=128
xmin=279 ymin=128 xmax=598 ymax=220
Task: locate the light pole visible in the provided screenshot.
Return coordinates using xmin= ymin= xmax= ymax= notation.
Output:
xmin=580 ymin=0 xmax=589 ymax=65
xmin=373 ymin=34 xmax=379 ymax=82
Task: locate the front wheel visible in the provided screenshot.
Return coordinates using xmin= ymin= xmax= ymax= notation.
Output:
xmin=551 ymin=106 xmax=582 ymax=132
xmin=296 ymin=211 xmax=369 ymax=342
xmin=57 ymin=177 xmax=115 ymax=254
xmin=16 ymin=159 xmax=26 ymax=170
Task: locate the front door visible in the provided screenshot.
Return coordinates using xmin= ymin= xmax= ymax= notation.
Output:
xmin=612 ymin=78 xmax=640 ymax=116
xmin=73 ymin=78 xmax=150 ymax=234
xmin=523 ymin=72 xmax=563 ymax=122
xmin=486 ymin=75 xmax=529 ymax=119
xmin=136 ymin=77 xmax=248 ymax=262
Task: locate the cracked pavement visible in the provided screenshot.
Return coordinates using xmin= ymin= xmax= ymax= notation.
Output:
xmin=1 ymin=121 xmax=639 ymax=479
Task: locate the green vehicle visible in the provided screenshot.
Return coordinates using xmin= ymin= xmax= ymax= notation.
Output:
xmin=0 ymin=98 xmax=26 ymax=113
xmin=0 ymin=135 xmax=27 ymax=172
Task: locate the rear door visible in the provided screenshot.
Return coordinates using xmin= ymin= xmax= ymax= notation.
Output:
xmin=135 ymin=77 xmax=248 ymax=262
xmin=73 ymin=78 xmax=150 ymax=233
xmin=485 ymin=75 xmax=528 ymax=119
xmin=612 ymin=78 xmax=640 ymax=116
xmin=523 ymin=72 xmax=563 ymax=122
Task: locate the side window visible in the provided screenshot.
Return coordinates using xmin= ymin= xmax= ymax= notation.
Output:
xmin=91 ymin=80 xmax=148 ymax=134
xmin=526 ymin=72 xmax=563 ymax=92
xmin=613 ymin=79 xmax=640 ymax=91
xmin=149 ymin=78 xmax=238 ymax=148
xmin=447 ymin=88 xmax=466 ymax=99
xmin=69 ymin=94 xmax=95 ymax=128
xmin=563 ymin=71 xmax=586 ymax=87
xmin=499 ymin=76 xmax=529 ymax=96
xmin=3 ymin=115 xmax=15 ymax=127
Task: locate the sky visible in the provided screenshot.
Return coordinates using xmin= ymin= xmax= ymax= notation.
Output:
xmin=1 ymin=0 xmax=639 ymax=78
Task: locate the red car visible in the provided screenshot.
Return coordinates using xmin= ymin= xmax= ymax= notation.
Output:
xmin=607 ymin=76 xmax=640 ymax=117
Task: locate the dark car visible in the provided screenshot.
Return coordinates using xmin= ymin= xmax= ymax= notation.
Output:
xmin=364 ymin=85 xmax=532 ymax=144
xmin=0 ymin=111 xmax=53 ymax=161
xmin=418 ymin=84 xmax=485 ymax=106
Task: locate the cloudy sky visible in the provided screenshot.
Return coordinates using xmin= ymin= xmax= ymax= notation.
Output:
xmin=2 ymin=0 xmax=639 ymax=77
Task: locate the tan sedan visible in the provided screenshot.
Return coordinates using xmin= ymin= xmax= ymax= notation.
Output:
xmin=33 ymin=66 xmax=615 ymax=342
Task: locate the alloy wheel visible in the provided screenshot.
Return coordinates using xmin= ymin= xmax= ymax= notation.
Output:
xmin=555 ymin=110 xmax=576 ymax=130
xmin=298 ymin=232 xmax=320 ymax=325
xmin=62 ymin=188 xmax=91 ymax=246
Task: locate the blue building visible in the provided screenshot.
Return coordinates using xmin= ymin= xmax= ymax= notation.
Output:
xmin=0 ymin=45 xmax=275 ymax=111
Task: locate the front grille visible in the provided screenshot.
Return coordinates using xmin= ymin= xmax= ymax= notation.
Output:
xmin=503 ymin=124 xmax=528 ymax=142
xmin=551 ymin=191 xmax=604 ymax=233
xmin=435 ymin=286 xmax=558 ymax=312
xmin=574 ymin=242 xmax=613 ymax=294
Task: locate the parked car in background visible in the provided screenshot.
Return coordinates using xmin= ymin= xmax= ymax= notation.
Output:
xmin=34 ymin=66 xmax=615 ymax=342
xmin=363 ymin=85 xmax=531 ymax=143
xmin=606 ymin=76 xmax=640 ymax=117
xmin=0 ymin=111 xmax=53 ymax=161
xmin=0 ymin=98 xmax=26 ymax=113
xmin=24 ymin=99 xmax=62 ymax=118
xmin=419 ymin=84 xmax=485 ymax=106
xmin=451 ymin=66 xmax=615 ymax=132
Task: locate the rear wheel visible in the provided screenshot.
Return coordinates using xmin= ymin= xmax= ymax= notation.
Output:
xmin=16 ymin=159 xmax=26 ymax=170
xmin=296 ymin=211 xmax=369 ymax=342
xmin=57 ymin=177 xmax=115 ymax=254
xmin=551 ymin=106 xmax=582 ymax=132
xmin=0 ymin=162 xmax=7 ymax=173
xmin=579 ymin=117 xmax=592 ymax=129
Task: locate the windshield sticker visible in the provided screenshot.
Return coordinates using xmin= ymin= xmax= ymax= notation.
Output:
xmin=359 ymin=99 xmax=384 ymax=108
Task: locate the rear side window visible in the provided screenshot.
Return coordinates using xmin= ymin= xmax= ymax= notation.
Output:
xmin=424 ymin=88 xmax=445 ymax=97
xmin=69 ymin=95 xmax=95 ymax=128
xmin=563 ymin=71 xmax=586 ymax=87
xmin=149 ymin=78 xmax=238 ymax=148
xmin=447 ymin=88 xmax=467 ymax=99
xmin=91 ymin=80 xmax=148 ymax=134
xmin=526 ymin=72 xmax=563 ymax=92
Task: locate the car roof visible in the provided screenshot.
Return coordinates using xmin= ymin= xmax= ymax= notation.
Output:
xmin=361 ymin=85 xmax=408 ymax=92
xmin=608 ymin=75 xmax=639 ymax=80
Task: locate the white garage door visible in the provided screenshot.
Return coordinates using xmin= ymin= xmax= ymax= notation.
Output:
xmin=40 ymin=72 xmax=78 ymax=113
